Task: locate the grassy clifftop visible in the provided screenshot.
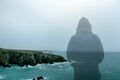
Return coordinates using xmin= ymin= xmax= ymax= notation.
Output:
xmin=0 ymin=48 xmax=66 ymax=67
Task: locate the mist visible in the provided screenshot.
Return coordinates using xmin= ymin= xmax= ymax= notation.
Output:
xmin=0 ymin=0 xmax=120 ymax=51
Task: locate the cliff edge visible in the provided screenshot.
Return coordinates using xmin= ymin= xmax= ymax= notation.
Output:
xmin=0 ymin=48 xmax=66 ymax=67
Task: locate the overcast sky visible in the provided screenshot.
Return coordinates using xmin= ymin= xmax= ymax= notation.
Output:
xmin=0 ymin=0 xmax=120 ymax=51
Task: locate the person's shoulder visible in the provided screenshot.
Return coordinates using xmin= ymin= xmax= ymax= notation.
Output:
xmin=91 ymin=33 xmax=99 ymax=38
xmin=71 ymin=35 xmax=77 ymax=38
xmin=91 ymin=33 xmax=101 ymax=42
xmin=70 ymin=35 xmax=76 ymax=40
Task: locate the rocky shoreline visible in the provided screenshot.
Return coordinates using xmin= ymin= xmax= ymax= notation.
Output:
xmin=0 ymin=48 xmax=66 ymax=67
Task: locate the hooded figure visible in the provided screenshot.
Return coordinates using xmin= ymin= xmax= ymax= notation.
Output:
xmin=67 ymin=17 xmax=104 ymax=80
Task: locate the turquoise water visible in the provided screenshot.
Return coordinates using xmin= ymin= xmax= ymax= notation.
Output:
xmin=0 ymin=51 xmax=120 ymax=80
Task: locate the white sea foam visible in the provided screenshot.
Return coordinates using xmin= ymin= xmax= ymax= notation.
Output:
xmin=0 ymin=75 xmax=7 ymax=79
xmin=51 ymin=62 xmax=69 ymax=66
xmin=58 ymin=66 xmax=63 ymax=68
xmin=21 ymin=79 xmax=32 ymax=80
xmin=106 ymin=70 xmax=112 ymax=74
xmin=34 ymin=64 xmax=48 ymax=69
xmin=21 ymin=76 xmax=48 ymax=80
xmin=10 ymin=62 xmax=69 ymax=70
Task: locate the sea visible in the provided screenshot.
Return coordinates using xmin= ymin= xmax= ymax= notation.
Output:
xmin=0 ymin=51 xmax=120 ymax=80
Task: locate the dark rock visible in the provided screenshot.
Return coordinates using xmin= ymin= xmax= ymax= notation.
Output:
xmin=0 ymin=50 xmax=10 ymax=67
xmin=37 ymin=76 xmax=44 ymax=80
xmin=23 ymin=53 xmax=36 ymax=66
xmin=33 ymin=76 xmax=44 ymax=80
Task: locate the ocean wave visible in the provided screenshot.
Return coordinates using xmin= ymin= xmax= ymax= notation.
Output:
xmin=5 ymin=62 xmax=70 ymax=70
xmin=21 ymin=76 xmax=48 ymax=80
xmin=50 ymin=62 xmax=69 ymax=66
xmin=105 ymin=70 xmax=112 ymax=74
xmin=21 ymin=79 xmax=32 ymax=80
xmin=30 ymin=62 xmax=69 ymax=69
xmin=0 ymin=75 xmax=7 ymax=79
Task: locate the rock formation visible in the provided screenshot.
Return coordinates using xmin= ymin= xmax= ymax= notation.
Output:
xmin=0 ymin=48 xmax=66 ymax=67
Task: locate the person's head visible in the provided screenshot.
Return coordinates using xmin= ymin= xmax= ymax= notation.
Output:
xmin=76 ymin=17 xmax=92 ymax=34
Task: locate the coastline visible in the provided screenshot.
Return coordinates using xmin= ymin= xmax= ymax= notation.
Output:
xmin=0 ymin=48 xmax=66 ymax=67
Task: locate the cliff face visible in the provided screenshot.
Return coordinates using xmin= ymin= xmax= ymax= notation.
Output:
xmin=0 ymin=49 xmax=66 ymax=67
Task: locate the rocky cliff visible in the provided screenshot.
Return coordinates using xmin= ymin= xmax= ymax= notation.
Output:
xmin=0 ymin=48 xmax=66 ymax=67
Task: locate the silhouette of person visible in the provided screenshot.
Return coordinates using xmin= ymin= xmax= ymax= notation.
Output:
xmin=67 ymin=17 xmax=104 ymax=80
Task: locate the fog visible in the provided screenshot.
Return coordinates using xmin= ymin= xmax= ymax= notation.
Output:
xmin=0 ymin=0 xmax=120 ymax=51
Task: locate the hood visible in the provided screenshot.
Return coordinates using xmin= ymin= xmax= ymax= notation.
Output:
xmin=76 ymin=17 xmax=92 ymax=34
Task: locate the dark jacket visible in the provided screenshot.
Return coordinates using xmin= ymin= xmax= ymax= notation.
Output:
xmin=67 ymin=17 xmax=104 ymax=64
